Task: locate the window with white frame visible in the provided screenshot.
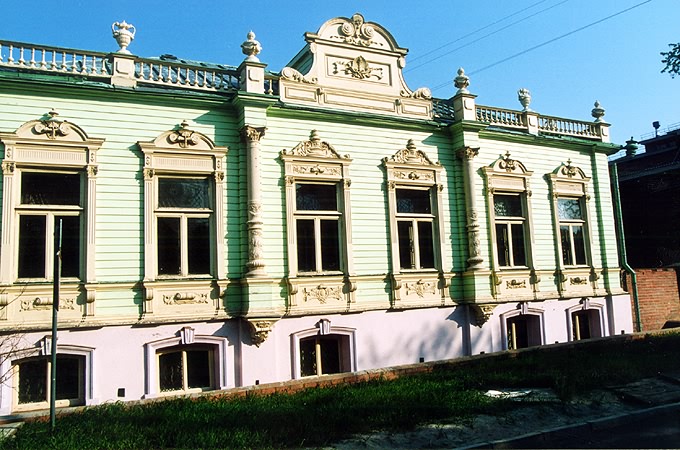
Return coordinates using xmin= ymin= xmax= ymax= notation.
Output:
xmin=156 ymin=177 xmax=212 ymax=276
xmin=502 ymin=305 xmax=544 ymax=350
xmin=396 ymin=187 xmax=436 ymax=270
xmin=138 ymin=121 xmax=227 ymax=283
xmin=144 ymin=329 xmax=227 ymax=398
xmin=571 ymin=309 xmax=602 ymax=340
xmin=383 ymin=140 xmax=444 ymax=274
xmin=294 ymin=182 xmax=342 ymax=273
xmin=17 ymin=171 xmax=83 ymax=279
xmin=291 ymin=321 xmax=356 ymax=378
xmin=13 ymin=354 xmax=85 ymax=409
xmin=493 ymin=194 xmax=527 ymax=268
xmin=558 ymin=198 xmax=587 ymax=266
xmin=549 ymin=161 xmax=593 ymax=271
xmin=281 ymin=130 xmax=352 ymax=278
xmin=0 ymin=111 xmax=103 ymax=288
xmin=157 ymin=344 xmax=216 ymax=393
xmin=483 ymin=152 xmax=535 ymax=272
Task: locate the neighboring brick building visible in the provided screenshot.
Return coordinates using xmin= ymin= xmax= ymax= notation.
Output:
xmin=614 ymin=124 xmax=680 ymax=330
xmin=626 ymin=269 xmax=680 ymax=330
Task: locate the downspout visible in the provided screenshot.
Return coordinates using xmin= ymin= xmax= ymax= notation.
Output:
xmin=610 ymin=141 xmax=642 ymax=331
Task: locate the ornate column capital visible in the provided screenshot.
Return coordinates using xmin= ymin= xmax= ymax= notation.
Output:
xmin=240 ymin=125 xmax=266 ymax=143
xmin=456 ymin=146 xmax=479 ymax=161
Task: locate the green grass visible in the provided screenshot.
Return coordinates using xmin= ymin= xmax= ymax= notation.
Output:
xmin=3 ymin=331 xmax=680 ymax=449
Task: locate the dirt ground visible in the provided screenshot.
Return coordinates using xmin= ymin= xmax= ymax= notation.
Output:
xmin=326 ymin=388 xmax=638 ymax=449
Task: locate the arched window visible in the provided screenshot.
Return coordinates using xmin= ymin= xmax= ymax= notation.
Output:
xmin=291 ymin=320 xmax=356 ymax=378
xmin=144 ymin=328 xmax=227 ymax=398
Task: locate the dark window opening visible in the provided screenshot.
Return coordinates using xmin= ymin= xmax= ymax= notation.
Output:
xmin=299 ymin=335 xmax=348 ymax=377
xmin=157 ymin=218 xmax=181 ymax=275
xmin=21 ymin=172 xmax=80 ymax=206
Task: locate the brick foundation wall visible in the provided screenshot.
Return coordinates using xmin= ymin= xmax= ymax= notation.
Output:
xmin=628 ymin=268 xmax=680 ymax=331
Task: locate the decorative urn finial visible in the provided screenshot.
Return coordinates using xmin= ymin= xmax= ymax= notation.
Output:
xmin=112 ymin=21 xmax=136 ymax=54
xmin=518 ymin=88 xmax=532 ymax=112
xmin=454 ymin=67 xmax=470 ymax=94
xmin=591 ymin=100 xmax=606 ymax=122
xmin=241 ymin=31 xmax=262 ymax=62
xmin=623 ymin=137 xmax=639 ymax=157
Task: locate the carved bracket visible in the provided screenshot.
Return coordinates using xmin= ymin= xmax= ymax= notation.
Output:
xmin=246 ymin=319 xmax=277 ymax=347
xmin=471 ymin=304 xmax=497 ymax=327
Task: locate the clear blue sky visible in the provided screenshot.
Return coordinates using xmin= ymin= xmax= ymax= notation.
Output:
xmin=2 ymin=0 xmax=678 ymax=144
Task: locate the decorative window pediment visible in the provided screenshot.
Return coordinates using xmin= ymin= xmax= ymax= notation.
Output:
xmin=137 ymin=121 xmax=228 ymax=315
xmin=548 ymin=160 xmax=597 ymax=293
xmin=281 ymin=130 xmax=355 ymax=313
xmin=549 ymin=159 xmax=591 ymax=196
xmin=0 ymin=110 xmax=104 ymax=318
xmin=383 ymin=140 xmax=446 ymax=307
xmin=483 ymin=152 xmax=538 ymax=297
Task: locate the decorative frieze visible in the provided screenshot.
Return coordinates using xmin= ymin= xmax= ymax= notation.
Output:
xmin=404 ymin=279 xmax=436 ymax=298
xmin=303 ymin=285 xmax=343 ymax=304
xmin=21 ymin=296 xmax=75 ymax=311
xmin=162 ymin=292 xmax=209 ymax=305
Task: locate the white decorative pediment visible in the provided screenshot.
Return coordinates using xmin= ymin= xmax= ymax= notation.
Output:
xmin=488 ymin=152 xmax=531 ymax=175
xmin=11 ymin=109 xmax=91 ymax=143
xmin=145 ymin=120 xmax=218 ymax=152
xmin=383 ymin=139 xmax=438 ymax=166
xmin=552 ymin=160 xmax=590 ymax=181
xmin=279 ymin=13 xmax=432 ymax=120
xmin=281 ymin=130 xmax=349 ymax=159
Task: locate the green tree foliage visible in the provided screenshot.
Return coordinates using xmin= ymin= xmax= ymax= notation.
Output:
xmin=661 ymin=43 xmax=680 ymax=77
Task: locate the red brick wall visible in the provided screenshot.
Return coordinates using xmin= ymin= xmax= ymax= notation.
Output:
xmin=628 ymin=268 xmax=680 ymax=331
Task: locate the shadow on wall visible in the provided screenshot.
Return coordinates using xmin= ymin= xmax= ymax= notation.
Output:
xmin=358 ymin=306 xmax=467 ymax=368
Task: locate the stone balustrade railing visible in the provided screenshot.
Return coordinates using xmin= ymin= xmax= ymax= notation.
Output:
xmin=538 ymin=115 xmax=601 ymax=139
xmin=473 ymin=104 xmax=608 ymax=142
xmin=0 ymin=39 xmax=281 ymax=96
xmin=0 ymin=40 xmax=111 ymax=77
xmin=476 ymin=105 xmax=527 ymax=129
xmin=135 ymin=58 xmax=239 ymax=92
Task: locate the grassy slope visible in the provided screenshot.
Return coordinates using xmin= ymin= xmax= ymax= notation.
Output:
xmin=4 ymin=331 xmax=680 ymax=449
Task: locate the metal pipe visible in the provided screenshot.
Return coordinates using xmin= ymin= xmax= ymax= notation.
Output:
xmin=50 ymin=218 xmax=62 ymax=431
xmin=610 ymin=161 xmax=642 ymax=331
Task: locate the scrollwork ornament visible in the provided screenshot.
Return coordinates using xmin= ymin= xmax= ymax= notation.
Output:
xmin=168 ymin=120 xmax=199 ymax=148
xmin=143 ymin=168 xmax=155 ymax=179
xmin=214 ymin=171 xmax=225 ymax=182
xmin=339 ymin=13 xmax=375 ymax=47
xmin=87 ymin=165 xmax=99 ymax=177
xmin=34 ymin=109 xmax=69 ymax=140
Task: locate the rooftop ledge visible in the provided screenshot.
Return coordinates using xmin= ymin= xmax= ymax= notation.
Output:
xmin=0 ymin=39 xmax=610 ymax=143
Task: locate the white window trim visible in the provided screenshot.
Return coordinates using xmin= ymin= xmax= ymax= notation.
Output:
xmin=483 ymin=152 xmax=536 ymax=274
xmin=290 ymin=323 xmax=357 ymax=379
xmin=566 ymin=299 xmax=607 ymax=341
xmin=383 ymin=140 xmax=445 ymax=275
xmin=0 ymin=111 xmax=104 ymax=316
xmin=280 ymin=130 xmax=353 ymax=278
xmin=137 ymin=121 xmax=227 ymax=313
xmin=143 ymin=329 xmax=227 ymax=398
xmin=499 ymin=304 xmax=545 ymax=350
xmin=548 ymin=161 xmax=597 ymax=288
xmin=0 ymin=340 xmax=95 ymax=414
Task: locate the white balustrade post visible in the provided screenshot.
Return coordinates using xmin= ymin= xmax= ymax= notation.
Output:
xmin=451 ymin=68 xmax=477 ymax=121
xmin=238 ymin=31 xmax=267 ymax=94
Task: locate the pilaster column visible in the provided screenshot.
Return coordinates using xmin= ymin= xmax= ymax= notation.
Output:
xmin=0 ymin=160 xmax=16 ymax=284
xmin=241 ymin=125 xmax=267 ymax=277
xmin=457 ymin=147 xmax=484 ymax=270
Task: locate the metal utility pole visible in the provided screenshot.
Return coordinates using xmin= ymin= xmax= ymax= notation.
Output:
xmin=50 ymin=218 xmax=62 ymax=431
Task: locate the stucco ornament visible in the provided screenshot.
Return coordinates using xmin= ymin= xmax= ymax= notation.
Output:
xmin=454 ymin=67 xmax=470 ymax=94
xmin=591 ymin=100 xmax=605 ymax=122
xmin=34 ymin=109 xmax=69 ymax=139
xmin=112 ymin=21 xmax=136 ymax=54
xmin=518 ymin=88 xmax=532 ymax=111
xmin=340 ymin=13 xmax=375 ymax=47
xmin=168 ymin=120 xmax=199 ymax=148
xmin=241 ymin=31 xmax=262 ymax=62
